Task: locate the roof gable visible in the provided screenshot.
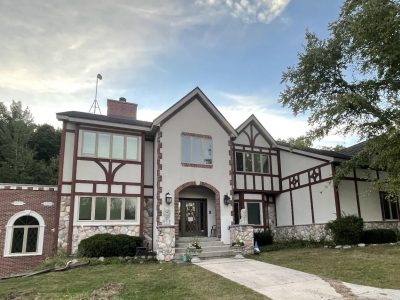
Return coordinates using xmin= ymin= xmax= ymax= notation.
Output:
xmin=152 ymin=87 xmax=237 ymax=137
xmin=236 ymin=114 xmax=277 ymax=147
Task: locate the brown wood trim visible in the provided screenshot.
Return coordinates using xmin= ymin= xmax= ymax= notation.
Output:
xmin=76 ymin=180 xmax=141 ymax=185
xmin=54 ymin=121 xmax=67 ymax=250
xmin=278 ymin=147 xmax=330 ymax=163
xmin=308 ymin=180 xmax=315 ymax=224
xmin=74 ymin=192 xmax=141 ymax=196
xmin=77 ymin=156 xmax=142 ymax=165
xmin=234 ymin=143 xmax=277 ymax=153
xmin=253 ymin=132 xmax=260 ymax=146
xmin=234 ymin=189 xmax=280 ymax=195
xmin=61 ymin=181 xmax=72 ymax=185
xmin=353 ymin=168 xmax=361 ymax=217
xmin=277 ymin=149 xmax=282 ymax=191
xmin=289 ymin=190 xmax=294 ymax=225
xmin=273 ymin=195 xmax=277 ymax=226
xmin=92 ymin=160 xmax=109 ymax=182
xmin=231 ymin=140 xmax=237 ymax=190
xmin=239 ymin=192 xmax=244 ymax=210
xmin=140 ymin=133 xmax=145 ymax=237
xmin=66 ymin=129 xmax=75 ymax=133
xmin=332 ymin=164 xmax=341 ymax=219
xmin=67 ymin=124 xmax=80 ymax=255
xmin=79 ymin=125 xmax=145 ymax=135
xmin=243 ymin=130 xmax=251 ymax=145
xmin=269 ymin=154 xmax=274 ymax=191
xmin=262 ymin=194 xmax=267 ymax=230
xmin=181 ymin=131 xmax=212 ymax=139
xmin=111 ymin=162 xmax=126 ymax=182
xmin=234 ymin=171 xmax=279 ymax=177
xmin=144 ymin=185 xmax=154 ymax=188
xmin=181 ymin=162 xmax=213 ymax=169
xmin=281 ymin=162 xmax=331 ymax=181
xmin=281 ymin=176 xmax=333 ymax=193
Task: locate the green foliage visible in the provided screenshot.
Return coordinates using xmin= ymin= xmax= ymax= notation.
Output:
xmin=254 ymin=230 xmax=273 ymax=246
xmin=326 ymin=215 xmax=364 ymax=245
xmin=361 ymin=229 xmax=398 ymax=244
xmin=78 ymin=234 xmax=143 ymax=257
xmin=280 ymin=0 xmax=400 ymax=194
xmin=0 ymin=101 xmax=59 ymax=184
xmin=260 ymin=239 xmax=327 ymax=252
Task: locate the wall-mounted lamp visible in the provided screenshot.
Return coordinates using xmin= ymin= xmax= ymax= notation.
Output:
xmin=165 ymin=192 xmax=173 ymax=205
xmin=223 ymin=194 xmax=231 ymax=205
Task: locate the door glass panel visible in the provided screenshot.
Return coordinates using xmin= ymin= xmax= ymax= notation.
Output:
xmin=98 ymin=134 xmax=110 ymax=158
xmin=79 ymin=197 xmax=92 ymax=220
xmin=11 ymin=228 xmax=24 ymax=253
xmin=110 ymin=198 xmax=122 ymax=220
xmin=254 ymin=153 xmax=261 ymax=173
xmin=236 ymin=152 xmax=243 ymax=171
xmin=248 ymin=203 xmax=261 ymax=224
xmin=125 ymin=198 xmax=137 ymax=220
xmin=95 ymin=197 xmax=107 ymax=220
xmin=126 ymin=136 xmax=138 ymax=160
xmin=112 ymin=135 xmax=124 ymax=159
xmin=82 ymin=132 xmax=96 ymax=155
xmin=26 ymin=228 xmax=38 ymax=252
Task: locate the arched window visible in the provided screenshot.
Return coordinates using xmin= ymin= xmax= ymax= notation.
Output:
xmin=4 ymin=210 xmax=45 ymax=257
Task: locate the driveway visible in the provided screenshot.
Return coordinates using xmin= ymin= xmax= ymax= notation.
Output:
xmin=194 ymin=258 xmax=400 ymax=300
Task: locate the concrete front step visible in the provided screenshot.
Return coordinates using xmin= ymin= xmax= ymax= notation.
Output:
xmin=174 ymin=237 xmax=234 ymax=260
xmin=174 ymin=250 xmax=234 ymax=260
xmin=175 ymin=245 xmax=231 ymax=254
xmin=176 ymin=240 xmax=226 ymax=248
xmin=177 ymin=237 xmax=218 ymax=242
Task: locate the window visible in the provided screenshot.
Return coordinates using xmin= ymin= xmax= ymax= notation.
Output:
xmin=181 ymin=134 xmax=213 ymax=165
xmin=78 ymin=196 xmax=139 ymax=222
xmin=236 ymin=151 xmax=269 ymax=174
xmin=381 ymin=192 xmax=399 ymax=220
xmin=4 ymin=211 xmax=45 ymax=257
xmin=247 ymin=202 xmax=261 ymax=225
xmin=81 ymin=131 xmax=139 ymax=160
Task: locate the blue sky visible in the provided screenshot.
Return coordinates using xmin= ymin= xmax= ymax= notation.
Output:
xmin=0 ymin=0 xmax=354 ymax=147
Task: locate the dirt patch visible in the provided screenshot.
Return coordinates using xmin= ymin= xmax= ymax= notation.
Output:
xmin=323 ymin=278 xmax=359 ymax=299
xmin=5 ymin=291 xmax=36 ymax=300
xmin=89 ymin=282 xmax=124 ymax=300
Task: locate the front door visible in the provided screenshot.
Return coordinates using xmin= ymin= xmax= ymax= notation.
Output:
xmin=180 ymin=198 xmax=207 ymax=237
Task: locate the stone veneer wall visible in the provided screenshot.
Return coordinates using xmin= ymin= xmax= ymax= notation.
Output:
xmin=230 ymin=224 xmax=254 ymax=254
xmin=57 ymin=195 xmax=71 ymax=250
xmin=143 ymin=197 xmax=154 ymax=248
xmin=273 ymin=224 xmax=331 ymax=242
xmin=156 ymin=225 xmax=175 ymax=261
xmin=71 ymin=225 xmax=141 ymax=253
xmin=364 ymin=221 xmax=400 ymax=231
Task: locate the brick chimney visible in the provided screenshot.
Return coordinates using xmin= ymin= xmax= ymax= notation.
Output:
xmin=107 ymin=97 xmax=137 ymax=120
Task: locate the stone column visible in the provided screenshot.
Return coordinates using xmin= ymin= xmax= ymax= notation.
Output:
xmin=230 ymin=224 xmax=254 ymax=254
xmin=156 ymin=225 xmax=175 ymax=262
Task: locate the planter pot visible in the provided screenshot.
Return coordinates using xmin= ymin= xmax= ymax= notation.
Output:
xmin=188 ymin=248 xmax=202 ymax=263
xmin=231 ymin=245 xmax=244 ymax=259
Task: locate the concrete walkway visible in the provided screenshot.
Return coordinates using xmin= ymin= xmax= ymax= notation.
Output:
xmin=194 ymin=258 xmax=400 ymax=300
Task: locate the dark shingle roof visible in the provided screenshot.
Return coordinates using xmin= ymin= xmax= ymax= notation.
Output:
xmin=339 ymin=141 xmax=367 ymax=156
xmin=276 ymin=141 xmax=351 ymax=159
xmin=57 ymin=111 xmax=152 ymax=128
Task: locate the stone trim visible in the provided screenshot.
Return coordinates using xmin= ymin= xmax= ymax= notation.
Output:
xmin=181 ymin=132 xmax=212 ymax=139
xmin=230 ymin=224 xmax=254 ymax=254
xmin=0 ymin=184 xmax=57 ymax=191
xmin=181 ymin=163 xmax=213 ymax=169
xmin=156 ymin=131 xmax=163 ymax=226
xmin=156 ymin=225 xmax=175 ymax=261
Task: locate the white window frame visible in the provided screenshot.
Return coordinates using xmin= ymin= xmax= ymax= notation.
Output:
xmin=236 ymin=151 xmax=270 ymax=174
xmin=245 ymin=201 xmax=263 ymax=225
xmin=75 ymin=196 xmax=140 ymax=226
xmin=381 ymin=192 xmax=399 ymax=221
xmin=181 ymin=134 xmax=213 ymax=165
xmin=4 ymin=210 xmax=45 ymax=257
xmin=80 ymin=130 xmax=140 ymax=161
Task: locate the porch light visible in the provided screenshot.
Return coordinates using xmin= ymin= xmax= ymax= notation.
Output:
xmin=165 ymin=192 xmax=173 ymax=205
xmin=223 ymin=194 xmax=231 ymax=205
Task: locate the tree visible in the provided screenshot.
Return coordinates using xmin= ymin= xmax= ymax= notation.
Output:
xmin=280 ymin=0 xmax=400 ymax=194
xmin=29 ymin=124 xmax=61 ymax=162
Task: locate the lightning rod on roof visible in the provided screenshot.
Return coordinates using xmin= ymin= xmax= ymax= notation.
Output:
xmin=89 ymin=73 xmax=103 ymax=114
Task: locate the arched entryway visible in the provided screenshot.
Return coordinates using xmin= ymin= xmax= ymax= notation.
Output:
xmin=175 ymin=181 xmax=221 ymax=238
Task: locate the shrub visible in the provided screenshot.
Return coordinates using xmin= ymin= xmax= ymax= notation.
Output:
xmin=254 ymin=230 xmax=273 ymax=246
xmin=260 ymin=239 xmax=326 ymax=252
xmin=78 ymin=234 xmax=143 ymax=257
xmin=361 ymin=229 xmax=398 ymax=244
xmin=326 ymin=215 xmax=363 ymax=245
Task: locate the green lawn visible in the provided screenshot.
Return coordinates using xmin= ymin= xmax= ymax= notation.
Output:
xmin=0 ymin=262 xmax=267 ymax=300
xmin=252 ymin=245 xmax=400 ymax=289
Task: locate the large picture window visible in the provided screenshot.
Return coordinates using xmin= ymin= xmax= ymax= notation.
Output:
xmin=236 ymin=152 xmax=269 ymax=174
xmin=78 ymin=196 xmax=139 ymax=222
xmin=81 ymin=131 xmax=139 ymax=160
xmin=381 ymin=192 xmax=399 ymax=220
xmin=247 ymin=202 xmax=262 ymax=225
xmin=181 ymin=134 xmax=212 ymax=165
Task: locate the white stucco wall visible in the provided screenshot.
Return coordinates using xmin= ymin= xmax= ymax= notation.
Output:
xmin=311 ymin=181 xmax=337 ymax=223
xmin=338 ymin=180 xmax=359 ymax=216
xmin=276 ymin=192 xmax=292 ymax=226
xmin=62 ymin=131 xmax=75 ymax=182
xmin=292 ymin=187 xmax=312 ymax=225
xmin=280 ymin=150 xmax=329 ymax=178
xmin=158 ymin=98 xmax=232 ymax=244
xmin=358 ymin=181 xmax=382 ymax=221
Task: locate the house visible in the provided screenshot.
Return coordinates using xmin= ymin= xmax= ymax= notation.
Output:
xmin=1 ymin=87 xmax=398 ymax=274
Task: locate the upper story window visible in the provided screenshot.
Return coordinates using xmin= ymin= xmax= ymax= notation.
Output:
xmin=82 ymin=131 xmax=139 ymax=160
xmin=181 ymin=133 xmax=212 ymax=165
xmin=380 ymin=192 xmax=399 ymax=220
xmin=236 ymin=151 xmax=269 ymax=173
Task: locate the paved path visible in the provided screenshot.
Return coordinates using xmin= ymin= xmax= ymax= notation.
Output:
xmin=194 ymin=258 xmax=400 ymax=300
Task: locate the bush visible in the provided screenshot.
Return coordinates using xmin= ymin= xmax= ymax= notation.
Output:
xmin=326 ymin=215 xmax=363 ymax=245
xmin=254 ymin=230 xmax=273 ymax=246
xmin=361 ymin=229 xmax=398 ymax=244
xmin=78 ymin=234 xmax=143 ymax=257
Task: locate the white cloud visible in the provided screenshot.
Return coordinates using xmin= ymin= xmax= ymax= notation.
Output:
xmin=196 ymin=0 xmax=291 ymax=23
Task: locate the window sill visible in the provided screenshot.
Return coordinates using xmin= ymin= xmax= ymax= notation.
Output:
xmin=181 ymin=163 xmax=213 ymax=169
xmin=383 ymin=219 xmax=400 ymax=222
xmin=4 ymin=252 xmax=42 ymax=257
xmin=74 ymin=221 xmax=140 ymax=226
